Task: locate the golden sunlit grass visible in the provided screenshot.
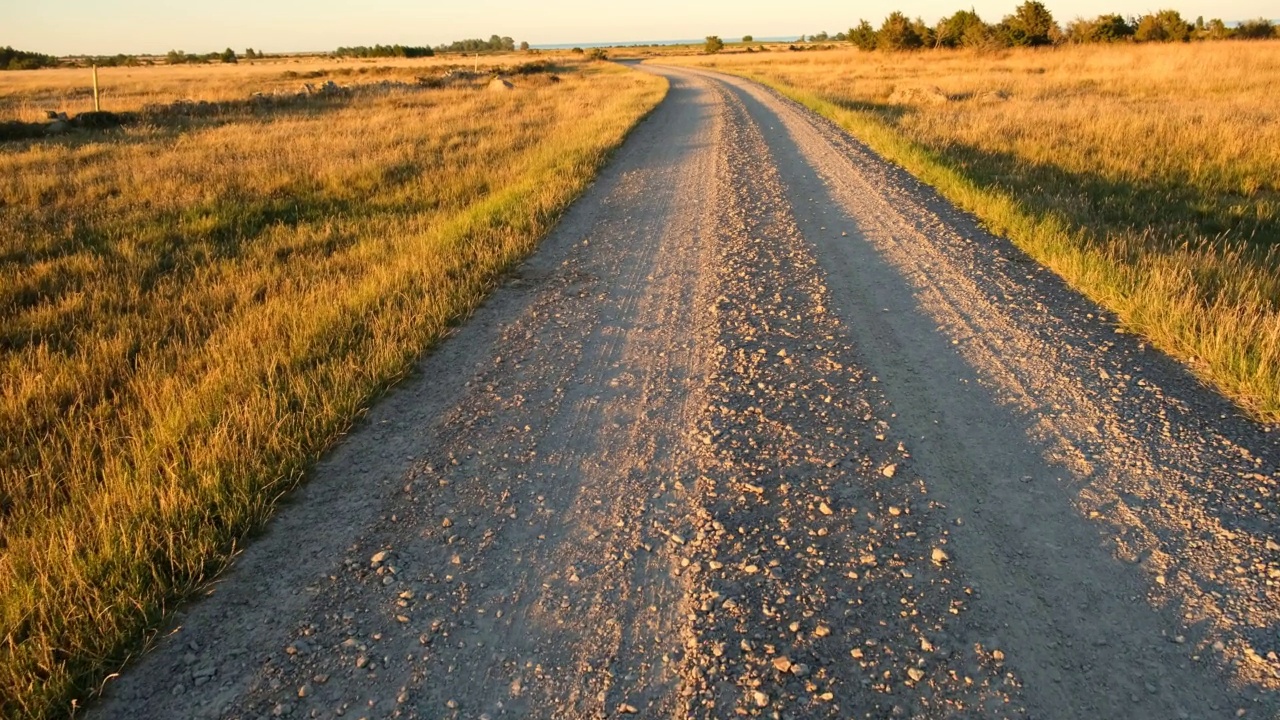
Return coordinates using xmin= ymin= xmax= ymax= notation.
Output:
xmin=0 ymin=58 xmax=665 ymax=718
xmin=665 ymin=41 xmax=1280 ymax=421
xmin=0 ymin=52 xmax=570 ymax=121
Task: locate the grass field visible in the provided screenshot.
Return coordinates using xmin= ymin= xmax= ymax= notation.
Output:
xmin=663 ymin=41 xmax=1280 ymax=422
xmin=0 ymin=57 xmax=665 ymax=718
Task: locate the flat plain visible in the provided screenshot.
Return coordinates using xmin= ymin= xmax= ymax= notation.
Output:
xmin=3 ymin=40 xmax=1279 ymax=720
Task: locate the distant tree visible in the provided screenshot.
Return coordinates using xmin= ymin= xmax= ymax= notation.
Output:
xmin=1205 ymin=18 xmax=1231 ymax=39
xmin=1234 ymin=18 xmax=1276 ymax=39
xmin=742 ymin=35 xmax=754 ymax=42
xmin=1134 ymin=9 xmax=1191 ymax=42
xmin=220 ymin=48 xmax=238 ymax=63
xmin=878 ymin=11 xmax=923 ymax=50
xmin=520 ymin=41 xmax=530 ymax=51
xmin=834 ymin=31 xmax=848 ymax=41
xmin=812 ymin=31 xmax=830 ymax=42
xmin=705 ymin=35 xmax=725 ymax=53
xmin=588 ymin=47 xmax=609 ymax=60
xmin=849 ymin=20 xmax=879 ymax=50
xmin=998 ymin=1 xmax=1059 ymax=46
xmin=571 ymin=47 xmax=585 ymax=54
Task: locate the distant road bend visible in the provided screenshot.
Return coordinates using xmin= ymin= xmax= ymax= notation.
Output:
xmin=93 ymin=64 xmax=1280 ymax=720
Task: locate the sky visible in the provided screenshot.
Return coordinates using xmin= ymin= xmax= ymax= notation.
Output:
xmin=4 ymin=0 xmax=1276 ymax=56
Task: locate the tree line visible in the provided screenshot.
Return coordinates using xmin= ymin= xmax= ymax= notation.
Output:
xmin=844 ymin=3 xmax=1278 ymax=51
xmin=1 ymin=46 xmax=59 ymax=70
xmin=333 ymin=44 xmax=434 ymax=59
xmin=435 ymin=35 xmax=520 ymax=53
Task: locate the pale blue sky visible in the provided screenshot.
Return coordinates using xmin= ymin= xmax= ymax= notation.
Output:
xmin=4 ymin=0 xmax=1274 ymax=56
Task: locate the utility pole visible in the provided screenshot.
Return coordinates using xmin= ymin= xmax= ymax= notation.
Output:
xmin=92 ymin=65 xmax=101 ymax=112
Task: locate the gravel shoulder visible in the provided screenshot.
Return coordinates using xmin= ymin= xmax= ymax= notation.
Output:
xmin=91 ymin=65 xmax=1279 ymax=720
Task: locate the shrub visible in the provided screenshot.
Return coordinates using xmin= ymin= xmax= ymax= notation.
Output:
xmin=936 ymin=10 xmax=988 ymax=48
xmin=1234 ymin=18 xmax=1276 ymax=40
xmin=849 ymin=20 xmax=879 ymax=51
xmin=878 ymin=12 xmax=923 ymax=50
xmin=743 ymin=35 xmax=754 ymax=42
xmin=705 ymin=36 xmax=725 ymax=53
xmin=998 ymin=0 xmax=1059 ymax=46
xmin=1134 ymin=10 xmax=1192 ymax=42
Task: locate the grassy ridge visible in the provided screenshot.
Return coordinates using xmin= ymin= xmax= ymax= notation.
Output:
xmin=663 ymin=42 xmax=1280 ymax=421
xmin=0 ymin=61 xmax=666 ymax=718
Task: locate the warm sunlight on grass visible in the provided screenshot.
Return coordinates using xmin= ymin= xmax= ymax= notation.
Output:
xmin=665 ymin=41 xmax=1280 ymax=421
xmin=0 ymin=58 xmax=665 ymax=719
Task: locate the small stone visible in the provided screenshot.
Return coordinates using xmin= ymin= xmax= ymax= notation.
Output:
xmin=931 ymin=548 xmax=950 ymax=565
xmin=618 ymin=704 xmax=639 ymax=715
xmin=881 ymin=464 xmax=898 ymax=478
xmin=298 ymin=685 xmax=311 ymax=698
xmin=356 ymin=656 xmax=368 ymax=669
xmin=442 ymin=518 xmax=453 ymax=528
xmin=813 ymin=625 xmax=831 ymax=638
xmin=920 ymin=638 xmax=934 ymax=652
xmin=818 ymin=502 xmax=834 ymax=516
xmin=370 ymin=550 xmax=391 ymax=566
xmin=752 ymin=690 xmax=770 ymax=707
xmin=907 ymin=668 xmax=925 ymax=682
xmin=790 ymin=663 xmax=811 ymax=677
xmin=992 ymin=649 xmax=1005 ymax=663
xmin=446 ymin=699 xmax=459 ymax=709
xmin=772 ymin=657 xmax=793 ymax=672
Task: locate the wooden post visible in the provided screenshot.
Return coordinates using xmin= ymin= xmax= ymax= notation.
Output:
xmin=92 ymin=65 xmax=101 ymax=112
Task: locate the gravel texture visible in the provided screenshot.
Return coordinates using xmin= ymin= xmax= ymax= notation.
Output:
xmin=89 ymin=64 xmax=1280 ymax=720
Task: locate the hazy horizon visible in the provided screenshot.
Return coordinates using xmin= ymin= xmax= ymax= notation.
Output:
xmin=4 ymin=0 xmax=1277 ymax=56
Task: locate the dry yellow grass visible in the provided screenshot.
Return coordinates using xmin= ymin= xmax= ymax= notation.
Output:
xmin=664 ymin=41 xmax=1280 ymax=420
xmin=0 ymin=52 xmax=584 ymax=121
xmin=0 ymin=58 xmax=665 ymax=718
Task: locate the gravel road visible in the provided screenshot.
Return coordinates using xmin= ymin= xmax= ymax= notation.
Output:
xmin=90 ymin=64 xmax=1280 ymax=720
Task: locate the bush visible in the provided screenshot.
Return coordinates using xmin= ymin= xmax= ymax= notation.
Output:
xmin=705 ymin=36 xmax=725 ymax=53
xmin=1064 ymin=13 xmax=1133 ymax=43
xmin=849 ymin=20 xmax=879 ymax=50
xmin=1234 ymin=18 xmax=1276 ymax=39
xmin=1134 ymin=9 xmax=1191 ymax=42
xmin=936 ymin=10 xmax=988 ymax=48
xmin=879 ymin=12 xmax=923 ymax=50
xmin=997 ymin=0 xmax=1059 ymax=46
xmin=743 ymin=35 xmax=754 ymax=42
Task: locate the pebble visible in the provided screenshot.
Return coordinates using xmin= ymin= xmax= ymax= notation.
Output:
xmin=772 ymin=656 xmax=793 ymax=672
xmin=618 ymin=703 xmax=639 ymax=714
xmin=818 ymin=502 xmax=834 ymax=516
xmin=752 ymin=690 xmax=770 ymax=707
xmin=931 ymin=548 xmax=950 ymax=565
xmin=370 ymin=550 xmax=391 ymax=566
xmin=881 ymin=464 xmax=898 ymax=478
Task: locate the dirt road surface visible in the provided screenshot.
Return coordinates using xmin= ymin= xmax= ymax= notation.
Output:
xmin=91 ymin=65 xmax=1280 ymax=720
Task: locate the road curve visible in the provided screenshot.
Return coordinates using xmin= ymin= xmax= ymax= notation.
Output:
xmin=91 ymin=64 xmax=1280 ymax=720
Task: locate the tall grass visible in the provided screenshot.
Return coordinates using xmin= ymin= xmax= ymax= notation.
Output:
xmin=664 ymin=42 xmax=1280 ymax=421
xmin=0 ymin=60 xmax=666 ymax=718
